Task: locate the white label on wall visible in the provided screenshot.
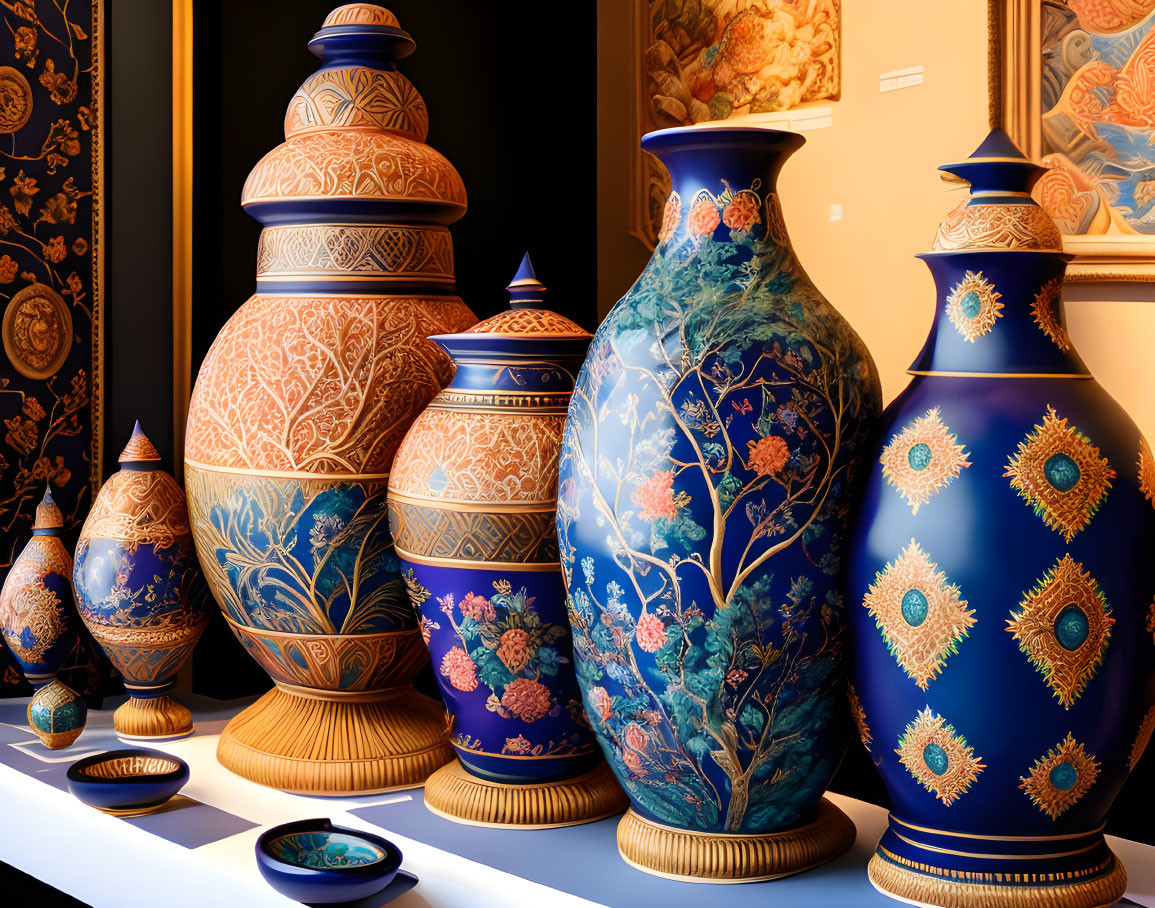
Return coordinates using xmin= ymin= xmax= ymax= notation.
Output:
xmin=879 ymin=65 xmax=924 ymax=93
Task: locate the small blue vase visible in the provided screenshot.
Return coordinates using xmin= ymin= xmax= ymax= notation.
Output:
xmin=846 ymin=130 xmax=1155 ymax=908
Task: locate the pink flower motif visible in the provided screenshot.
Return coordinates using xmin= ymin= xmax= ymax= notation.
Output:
xmin=632 ymin=470 xmax=677 ymax=521
xmin=635 ymin=611 xmax=667 ymax=653
xmin=459 ymin=592 xmax=495 ymax=622
xmin=726 ymin=669 xmax=748 ymax=688
xmin=624 ymin=722 xmax=648 ymax=752
xmin=440 ymin=647 xmax=478 ymax=692
xmin=589 ymin=686 xmax=613 ymax=722
xmin=500 ymin=678 xmax=553 ymax=723
xmin=622 ymin=748 xmax=646 ymax=775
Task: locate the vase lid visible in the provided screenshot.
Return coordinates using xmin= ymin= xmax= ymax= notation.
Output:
xmin=119 ymin=421 xmax=162 ymax=466
xmin=930 ymin=128 xmax=1064 ymax=255
xmin=457 ymin=254 xmax=591 ymax=340
xmin=33 ymin=485 xmax=63 ymax=530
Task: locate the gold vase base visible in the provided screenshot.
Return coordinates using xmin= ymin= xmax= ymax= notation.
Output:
xmin=423 ymin=759 xmax=627 ymax=829
xmin=616 ymin=797 xmax=855 ymax=883
xmin=113 ymin=696 xmax=193 ymax=741
xmin=867 ymin=851 xmax=1128 ymax=908
xmin=216 ymin=684 xmax=453 ymax=795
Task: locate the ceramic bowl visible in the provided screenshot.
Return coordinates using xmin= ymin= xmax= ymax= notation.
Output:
xmin=66 ymin=748 xmax=189 ymax=815
xmin=256 ymin=818 xmax=403 ymax=904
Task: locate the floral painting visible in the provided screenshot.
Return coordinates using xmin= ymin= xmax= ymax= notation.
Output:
xmin=0 ymin=1 xmax=103 ymax=695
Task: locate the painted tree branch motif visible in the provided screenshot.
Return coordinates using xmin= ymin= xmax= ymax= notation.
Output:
xmin=559 ymin=180 xmax=877 ymax=832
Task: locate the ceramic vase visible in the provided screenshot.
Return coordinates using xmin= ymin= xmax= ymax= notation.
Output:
xmin=74 ymin=423 xmax=208 ymax=740
xmin=184 ymin=3 xmax=475 ymax=794
xmin=389 ymin=256 xmax=627 ymax=827
xmin=846 ymin=130 xmax=1155 ymax=908
xmin=0 ymin=486 xmax=87 ymax=748
xmin=557 ymin=127 xmax=881 ymax=880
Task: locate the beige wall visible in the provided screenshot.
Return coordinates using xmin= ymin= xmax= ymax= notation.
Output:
xmin=598 ymin=0 xmax=1155 ymax=439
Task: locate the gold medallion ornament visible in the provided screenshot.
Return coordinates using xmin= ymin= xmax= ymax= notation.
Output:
xmin=879 ymin=407 xmax=971 ymax=514
xmin=945 ymin=270 xmax=1003 ymax=342
xmin=0 ymin=65 xmax=33 ymax=133
xmin=1031 ymin=277 xmax=1070 ymax=352
xmin=848 ymin=684 xmax=871 ymax=751
xmin=2 ymin=282 xmax=73 ymax=380
xmin=1004 ymin=406 xmax=1115 ymax=542
xmin=862 ymin=540 xmax=975 ymax=690
xmin=1138 ymin=437 xmax=1155 ymax=504
xmin=1019 ymin=733 xmax=1100 ymax=820
xmin=1129 ymin=705 xmax=1155 ymax=771
xmin=895 ymin=707 xmax=985 ymax=805
xmin=1006 ymin=554 xmax=1113 ymax=709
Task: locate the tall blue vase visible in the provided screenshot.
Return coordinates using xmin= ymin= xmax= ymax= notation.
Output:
xmin=557 ymin=126 xmax=881 ymax=880
xmin=847 ymin=130 xmax=1155 ymax=908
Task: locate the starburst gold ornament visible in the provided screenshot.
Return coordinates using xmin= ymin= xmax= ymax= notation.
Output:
xmin=863 ymin=540 xmax=975 ymax=690
xmin=946 ymin=270 xmax=1003 ymax=342
xmin=1007 ymin=554 xmax=1113 ymax=709
xmin=895 ymin=707 xmax=985 ymax=805
xmin=848 ymin=684 xmax=872 ymax=751
xmin=1138 ymin=438 xmax=1155 ymax=505
xmin=879 ymin=407 xmax=971 ymax=515
xmin=1020 ymin=733 xmax=1099 ymax=820
xmin=1031 ymin=277 xmax=1070 ymax=351
xmin=1005 ymin=406 xmax=1115 ymax=542
xmin=1128 ymin=705 xmax=1155 ymax=772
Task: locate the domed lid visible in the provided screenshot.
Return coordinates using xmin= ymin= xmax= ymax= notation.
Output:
xmin=33 ymin=485 xmax=63 ymax=530
xmin=119 ymin=421 xmax=163 ymax=469
xmin=930 ymin=128 xmax=1063 ymax=254
xmin=458 ymin=254 xmax=591 ymax=340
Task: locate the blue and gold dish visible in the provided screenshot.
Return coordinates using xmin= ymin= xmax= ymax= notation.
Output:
xmin=67 ymin=748 xmax=189 ymax=816
xmin=256 ymin=819 xmax=403 ymax=904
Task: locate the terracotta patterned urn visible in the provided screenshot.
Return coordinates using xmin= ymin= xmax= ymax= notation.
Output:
xmin=389 ymin=256 xmax=627 ymax=827
xmin=184 ymin=3 xmax=475 ymax=793
xmin=0 ymin=486 xmax=86 ymax=748
xmin=73 ymin=424 xmax=208 ymax=740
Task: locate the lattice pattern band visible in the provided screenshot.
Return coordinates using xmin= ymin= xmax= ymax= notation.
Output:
xmin=256 ymin=224 xmax=454 ymax=282
xmin=388 ymin=499 xmax=559 ymax=563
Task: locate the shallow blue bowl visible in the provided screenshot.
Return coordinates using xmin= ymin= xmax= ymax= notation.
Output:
xmin=67 ymin=748 xmax=189 ymax=814
xmin=256 ymin=818 xmax=403 ymax=904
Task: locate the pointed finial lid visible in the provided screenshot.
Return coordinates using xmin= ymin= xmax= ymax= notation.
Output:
xmin=33 ymin=484 xmax=63 ymax=530
xmin=119 ymin=421 xmax=162 ymax=465
xmin=506 ymin=253 xmax=547 ymax=310
xmin=930 ymin=128 xmax=1063 ymax=254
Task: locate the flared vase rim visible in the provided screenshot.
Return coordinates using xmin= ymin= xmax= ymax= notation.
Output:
xmin=642 ymin=124 xmax=807 ymax=155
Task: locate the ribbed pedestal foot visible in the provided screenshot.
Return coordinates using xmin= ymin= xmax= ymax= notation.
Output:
xmin=616 ymin=798 xmax=855 ymax=883
xmin=114 ymin=696 xmax=193 ymax=740
xmin=867 ymin=850 xmax=1127 ymax=908
xmin=423 ymin=759 xmax=627 ymax=828
xmin=216 ymin=685 xmax=453 ymax=794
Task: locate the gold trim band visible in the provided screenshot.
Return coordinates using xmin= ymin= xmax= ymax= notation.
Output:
xmin=890 ymin=815 xmax=1105 ymax=843
xmin=387 ymin=489 xmax=556 ymax=512
xmin=185 ymin=459 xmax=390 ymax=481
xmin=273 ymin=681 xmax=410 ymax=702
xmin=908 ymin=370 xmax=1092 ymax=379
xmin=256 ymin=273 xmax=455 ymax=282
xmin=891 ymin=829 xmax=1101 ymax=861
xmin=395 ymin=545 xmax=560 ymax=572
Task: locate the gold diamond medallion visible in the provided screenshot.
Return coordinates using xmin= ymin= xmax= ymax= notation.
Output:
xmin=879 ymin=407 xmax=971 ymax=515
xmin=1020 ymin=732 xmax=1099 ymax=820
xmin=863 ymin=540 xmax=975 ymax=690
xmin=1129 ymin=705 xmax=1155 ymax=771
xmin=1005 ymin=407 xmax=1115 ymax=542
xmin=896 ymin=707 xmax=985 ymax=805
xmin=1007 ymin=554 xmax=1113 ymax=709
xmin=946 ymin=270 xmax=1003 ymax=342
xmin=1031 ymin=277 xmax=1070 ymax=352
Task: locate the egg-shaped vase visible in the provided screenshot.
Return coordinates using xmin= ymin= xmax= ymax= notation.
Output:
xmin=389 ymin=257 xmax=627 ymax=827
xmin=184 ymin=4 xmax=473 ymax=793
xmin=0 ymin=486 xmax=87 ymax=748
xmin=846 ymin=131 xmax=1155 ymax=908
xmin=557 ymin=127 xmax=881 ymax=881
xmin=73 ymin=424 xmax=208 ymax=740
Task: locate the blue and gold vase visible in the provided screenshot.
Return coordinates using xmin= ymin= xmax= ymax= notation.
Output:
xmin=74 ymin=424 xmax=208 ymax=740
xmin=389 ymin=257 xmax=627 ymax=827
xmin=184 ymin=3 xmax=473 ymax=793
xmin=557 ymin=127 xmax=881 ymax=880
xmin=847 ymin=130 xmax=1155 ymax=908
xmin=0 ymin=486 xmax=87 ymax=748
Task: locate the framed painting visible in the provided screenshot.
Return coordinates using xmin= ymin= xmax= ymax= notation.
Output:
xmin=995 ymin=0 xmax=1155 ymax=280
xmin=631 ymin=0 xmax=841 ymax=247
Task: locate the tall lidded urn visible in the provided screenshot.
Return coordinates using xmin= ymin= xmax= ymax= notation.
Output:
xmin=847 ymin=130 xmax=1155 ymax=908
xmin=0 ymin=487 xmax=87 ymax=748
xmin=184 ymin=4 xmax=475 ymax=793
xmin=389 ymin=256 xmax=627 ymax=827
xmin=74 ymin=424 xmax=208 ymax=740
xmin=557 ymin=127 xmax=882 ymax=881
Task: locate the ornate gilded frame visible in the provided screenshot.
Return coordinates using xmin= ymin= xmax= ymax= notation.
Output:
xmin=991 ymin=0 xmax=1155 ymax=282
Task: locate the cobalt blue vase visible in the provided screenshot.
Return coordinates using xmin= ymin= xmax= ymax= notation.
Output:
xmin=557 ymin=126 xmax=881 ymax=880
xmin=847 ymin=130 xmax=1155 ymax=908
xmin=389 ymin=257 xmax=627 ymax=827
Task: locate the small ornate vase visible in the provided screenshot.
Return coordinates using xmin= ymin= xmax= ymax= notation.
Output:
xmin=557 ymin=127 xmax=881 ymax=880
xmin=74 ymin=424 xmax=208 ymax=740
xmin=389 ymin=257 xmax=627 ymax=827
xmin=0 ymin=486 xmax=87 ymax=748
xmin=847 ymin=130 xmax=1155 ymax=908
xmin=184 ymin=3 xmax=474 ymax=793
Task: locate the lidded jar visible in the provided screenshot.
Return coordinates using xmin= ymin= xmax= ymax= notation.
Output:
xmin=389 ymin=257 xmax=626 ymax=826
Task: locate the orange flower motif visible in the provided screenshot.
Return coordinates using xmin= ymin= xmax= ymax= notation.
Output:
xmin=658 ymin=192 xmax=681 ymax=243
xmin=22 ymin=397 xmax=45 ymax=420
xmin=0 ymin=255 xmax=17 ymax=283
xmin=688 ymin=197 xmax=721 ymax=235
xmin=43 ymin=235 xmax=66 ymax=263
xmin=635 ymin=611 xmax=667 ymax=653
xmin=622 ymin=748 xmax=646 ymax=775
xmin=632 ymin=470 xmax=678 ymax=521
xmin=497 ymin=628 xmax=532 ymax=672
xmin=11 ymin=170 xmax=38 ymax=216
xmin=500 ymin=678 xmax=552 ymax=723
xmin=722 ymin=191 xmax=762 ymax=233
xmin=624 ymin=722 xmax=648 ymax=752
xmin=749 ymin=435 xmax=790 ymax=476
xmin=440 ymin=646 xmax=478 ymax=692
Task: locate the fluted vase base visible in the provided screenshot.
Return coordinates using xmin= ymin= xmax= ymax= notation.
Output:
xmin=114 ymin=696 xmax=193 ymax=741
xmin=423 ymin=759 xmax=626 ymax=829
xmin=867 ymin=850 xmax=1127 ymax=908
xmin=615 ymin=798 xmax=855 ymax=883
xmin=216 ymin=684 xmax=452 ymax=794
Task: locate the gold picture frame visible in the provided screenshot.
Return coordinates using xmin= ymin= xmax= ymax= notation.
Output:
xmin=992 ymin=0 xmax=1155 ymax=282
